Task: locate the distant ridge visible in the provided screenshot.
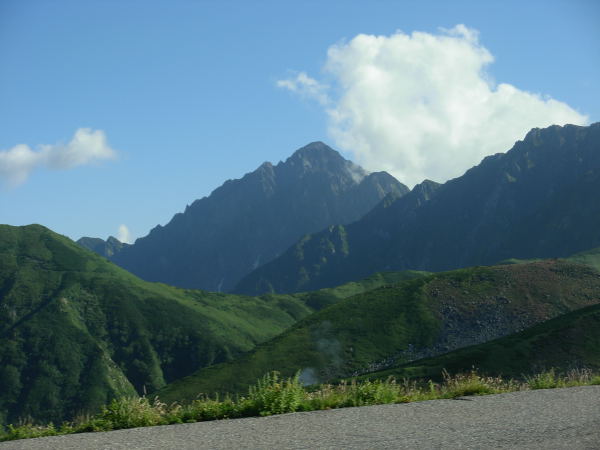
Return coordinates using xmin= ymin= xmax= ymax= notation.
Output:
xmin=77 ymin=236 xmax=129 ymax=258
xmin=111 ymin=142 xmax=407 ymax=291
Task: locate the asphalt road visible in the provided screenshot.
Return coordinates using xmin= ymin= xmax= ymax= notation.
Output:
xmin=2 ymin=386 xmax=599 ymax=449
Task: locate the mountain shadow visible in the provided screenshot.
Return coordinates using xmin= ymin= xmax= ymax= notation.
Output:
xmin=111 ymin=142 xmax=407 ymax=291
xmin=235 ymin=122 xmax=600 ymax=295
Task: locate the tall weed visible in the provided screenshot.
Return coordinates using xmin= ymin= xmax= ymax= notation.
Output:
xmin=244 ymin=371 xmax=305 ymax=416
xmin=92 ymin=397 xmax=167 ymax=430
xmin=2 ymin=368 xmax=600 ymax=443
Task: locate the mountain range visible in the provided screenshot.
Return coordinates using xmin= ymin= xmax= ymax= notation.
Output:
xmin=2 ymin=122 xmax=600 ymax=429
xmin=235 ymin=123 xmax=600 ymax=294
xmin=108 ymin=142 xmax=406 ymax=291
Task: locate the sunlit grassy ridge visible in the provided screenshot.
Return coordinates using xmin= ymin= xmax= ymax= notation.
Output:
xmin=2 ymin=369 xmax=599 ymax=443
xmin=566 ymin=246 xmax=600 ymax=272
xmin=158 ymin=259 xmax=600 ymax=403
xmin=499 ymin=246 xmax=600 ymax=271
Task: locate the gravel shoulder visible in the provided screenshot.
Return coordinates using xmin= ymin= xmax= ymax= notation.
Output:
xmin=2 ymin=386 xmax=599 ymax=450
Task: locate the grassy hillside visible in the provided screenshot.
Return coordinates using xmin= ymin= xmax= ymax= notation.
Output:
xmin=362 ymin=300 xmax=600 ymax=382
xmin=158 ymin=259 xmax=600 ymax=402
xmin=0 ymin=225 xmax=424 ymax=426
xmin=284 ymin=269 xmax=428 ymax=311
xmin=0 ymin=224 xmax=308 ymax=425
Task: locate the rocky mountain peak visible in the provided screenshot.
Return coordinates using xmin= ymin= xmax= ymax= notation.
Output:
xmin=110 ymin=141 xmax=406 ymax=291
xmin=286 ymin=142 xmax=344 ymax=167
xmin=291 ymin=141 xmax=337 ymax=158
xmin=412 ymin=179 xmax=441 ymax=199
xmin=283 ymin=141 xmax=369 ymax=183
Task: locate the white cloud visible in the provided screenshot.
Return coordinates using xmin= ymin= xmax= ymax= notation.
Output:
xmin=278 ymin=25 xmax=588 ymax=186
xmin=0 ymin=144 xmax=41 ymax=187
xmin=0 ymin=128 xmax=117 ymax=187
xmin=116 ymin=224 xmax=132 ymax=244
xmin=276 ymin=72 xmax=330 ymax=106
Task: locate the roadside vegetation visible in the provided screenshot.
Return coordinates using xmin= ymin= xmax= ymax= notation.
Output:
xmin=2 ymin=368 xmax=599 ymax=442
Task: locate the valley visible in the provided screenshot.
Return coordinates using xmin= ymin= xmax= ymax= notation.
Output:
xmin=157 ymin=258 xmax=600 ymax=402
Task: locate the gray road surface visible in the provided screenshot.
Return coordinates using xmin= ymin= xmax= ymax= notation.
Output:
xmin=2 ymin=386 xmax=599 ymax=449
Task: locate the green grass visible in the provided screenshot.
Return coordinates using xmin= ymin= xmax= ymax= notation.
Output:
xmin=157 ymin=259 xmax=600 ymax=403
xmin=0 ymin=223 xmax=317 ymax=425
xmin=2 ymin=368 xmax=599 ymax=443
xmin=157 ymin=275 xmax=442 ymax=402
xmin=0 ymin=224 xmax=427 ymax=427
xmin=3 ymin=224 xmax=600 ymax=428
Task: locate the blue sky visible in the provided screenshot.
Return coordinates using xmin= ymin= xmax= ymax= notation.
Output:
xmin=1 ymin=0 xmax=598 ymax=242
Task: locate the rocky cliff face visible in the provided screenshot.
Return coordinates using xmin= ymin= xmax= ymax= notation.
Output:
xmin=235 ymin=122 xmax=600 ymax=294
xmin=111 ymin=142 xmax=407 ymax=291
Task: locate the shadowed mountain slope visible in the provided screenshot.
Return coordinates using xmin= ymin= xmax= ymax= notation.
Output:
xmin=111 ymin=142 xmax=407 ymax=291
xmin=235 ymin=123 xmax=600 ymax=295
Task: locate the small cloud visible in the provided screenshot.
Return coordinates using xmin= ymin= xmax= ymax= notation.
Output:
xmin=0 ymin=144 xmax=40 ymax=186
xmin=276 ymin=72 xmax=330 ymax=106
xmin=116 ymin=224 xmax=132 ymax=244
xmin=0 ymin=128 xmax=117 ymax=187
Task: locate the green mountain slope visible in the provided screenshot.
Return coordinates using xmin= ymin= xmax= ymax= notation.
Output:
xmin=158 ymin=259 xmax=600 ymax=402
xmin=363 ymin=301 xmax=600 ymax=382
xmin=0 ymin=224 xmax=312 ymax=425
xmin=235 ymin=122 xmax=600 ymax=295
xmin=0 ymin=225 xmax=422 ymax=426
